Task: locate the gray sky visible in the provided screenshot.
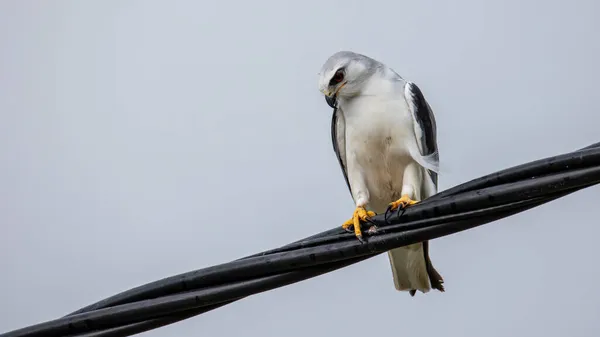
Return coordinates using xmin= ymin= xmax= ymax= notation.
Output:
xmin=1 ymin=0 xmax=599 ymax=336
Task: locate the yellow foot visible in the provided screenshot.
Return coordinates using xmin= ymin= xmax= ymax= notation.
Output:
xmin=341 ymin=206 xmax=376 ymax=243
xmin=388 ymin=194 xmax=419 ymax=212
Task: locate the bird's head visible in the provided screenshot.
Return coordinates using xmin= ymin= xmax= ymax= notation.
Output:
xmin=318 ymin=51 xmax=378 ymax=108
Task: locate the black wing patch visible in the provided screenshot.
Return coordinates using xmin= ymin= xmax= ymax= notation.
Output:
xmin=331 ymin=107 xmax=352 ymax=196
xmin=406 ymin=82 xmax=438 ymax=187
xmin=406 ymin=82 xmax=444 ymax=294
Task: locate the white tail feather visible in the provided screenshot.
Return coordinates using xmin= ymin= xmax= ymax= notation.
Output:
xmin=387 ymin=243 xmax=431 ymax=294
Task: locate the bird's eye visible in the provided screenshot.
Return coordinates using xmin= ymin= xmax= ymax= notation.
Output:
xmin=329 ymin=69 xmax=345 ymax=85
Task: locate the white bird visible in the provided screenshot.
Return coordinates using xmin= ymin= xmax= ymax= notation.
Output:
xmin=318 ymin=51 xmax=444 ymax=296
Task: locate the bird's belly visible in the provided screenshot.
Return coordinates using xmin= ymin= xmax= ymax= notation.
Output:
xmin=346 ymin=118 xmax=415 ymax=213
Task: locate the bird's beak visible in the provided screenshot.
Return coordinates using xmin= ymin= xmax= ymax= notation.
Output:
xmin=325 ymin=93 xmax=337 ymax=108
xmin=324 ymin=82 xmax=346 ymax=109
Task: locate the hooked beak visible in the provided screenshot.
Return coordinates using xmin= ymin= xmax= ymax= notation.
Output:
xmin=323 ymin=82 xmax=346 ymax=109
xmin=325 ymin=94 xmax=337 ymax=108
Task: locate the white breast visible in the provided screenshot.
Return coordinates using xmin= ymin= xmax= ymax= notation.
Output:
xmin=341 ymin=94 xmax=417 ymax=212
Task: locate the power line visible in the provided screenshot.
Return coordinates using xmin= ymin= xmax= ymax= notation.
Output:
xmin=3 ymin=142 xmax=600 ymax=337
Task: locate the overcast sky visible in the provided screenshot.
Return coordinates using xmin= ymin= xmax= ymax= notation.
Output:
xmin=1 ymin=1 xmax=599 ymax=336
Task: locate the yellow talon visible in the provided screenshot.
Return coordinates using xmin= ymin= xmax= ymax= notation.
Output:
xmin=341 ymin=206 xmax=376 ymax=241
xmin=388 ymin=194 xmax=419 ymax=211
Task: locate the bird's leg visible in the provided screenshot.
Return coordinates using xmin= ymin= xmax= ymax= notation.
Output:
xmin=385 ymin=163 xmax=421 ymax=222
xmin=342 ymin=172 xmax=376 ymax=242
xmin=342 ymin=206 xmax=376 ymax=243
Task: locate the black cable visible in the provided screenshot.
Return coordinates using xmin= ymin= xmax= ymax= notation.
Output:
xmin=2 ymin=142 xmax=599 ymax=337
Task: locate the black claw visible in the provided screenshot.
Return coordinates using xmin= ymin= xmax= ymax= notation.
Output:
xmin=356 ymin=234 xmax=365 ymax=244
xmin=363 ymin=217 xmax=377 ymax=226
xmin=343 ymin=226 xmax=354 ymax=233
xmin=384 ymin=205 xmax=393 ymax=224
xmin=396 ymin=205 xmax=407 ymax=219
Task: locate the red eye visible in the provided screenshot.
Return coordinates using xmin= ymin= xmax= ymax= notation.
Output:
xmin=330 ymin=69 xmax=344 ymax=85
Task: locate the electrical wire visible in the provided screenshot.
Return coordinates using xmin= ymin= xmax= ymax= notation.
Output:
xmin=2 ymin=142 xmax=599 ymax=337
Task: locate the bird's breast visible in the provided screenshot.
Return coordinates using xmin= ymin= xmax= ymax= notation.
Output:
xmin=342 ymin=98 xmax=415 ymax=209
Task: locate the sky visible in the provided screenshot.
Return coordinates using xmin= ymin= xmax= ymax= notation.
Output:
xmin=1 ymin=0 xmax=599 ymax=336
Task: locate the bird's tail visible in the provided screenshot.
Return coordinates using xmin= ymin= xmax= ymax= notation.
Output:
xmin=387 ymin=241 xmax=444 ymax=296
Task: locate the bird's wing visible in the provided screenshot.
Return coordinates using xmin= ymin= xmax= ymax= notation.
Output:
xmin=331 ymin=106 xmax=353 ymax=198
xmin=403 ymin=81 xmax=445 ymax=293
xmin=404 ymin=81 xmax=439 ymax=190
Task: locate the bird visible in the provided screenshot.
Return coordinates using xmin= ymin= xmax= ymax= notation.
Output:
xmin=317 ymin=51 xmax=444 ymax=296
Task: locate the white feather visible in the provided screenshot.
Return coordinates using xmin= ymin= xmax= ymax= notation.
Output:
xmin=408 ymin=145 xmax=440 ymax=173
